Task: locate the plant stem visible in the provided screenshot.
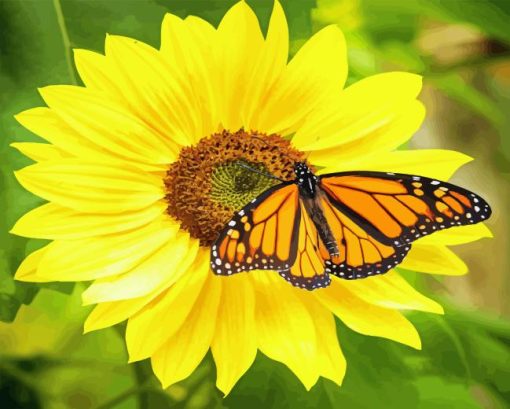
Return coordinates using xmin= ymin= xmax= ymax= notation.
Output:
xmin=52 ymin=0 xmax=78 ymax=84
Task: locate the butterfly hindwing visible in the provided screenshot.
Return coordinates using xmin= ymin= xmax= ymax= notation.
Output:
xmin=318 ymin=192 xmax=411 ymax=279
xmin=211 ymin=182 xmax=301 ymax=275
xmin=278 ymin=201 xmax=331 ymax=290
xmin=320 ymin=171 xmax=491 ymax=247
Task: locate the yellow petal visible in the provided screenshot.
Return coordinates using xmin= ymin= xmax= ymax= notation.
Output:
xmin=84 ymin=294 xmax=156 ymax=333
xmin=251 ymin=272 xmax=319 ymax=390
xmin=212 ymin=275 xmax=257 ymax=395
xmin=76 ymin=46 xmax=195 ymax=147
xmin=15 ymin=159 xmax=164 ymax=214
xmin=161 ymin=14 xmax=220 ymax=139
xmin=152 ymin=272 xmax=222 ymax=388
xmin=36 ymin=218 xmax=179 ymax=281
xmin=15 ymin=107 xmax=113 ymax=161
xmin=307 ymin=100 xmax=425 ymax=166
xmin=317 ymin=280 xmax=421 ymax=349
xmin=399 ymin=244 xmax=468 ymax=276
xmin=126 ymin=250 xmax=209 ymax=362
xmin=297 ymin=292 xmax=346 ymax=385
xmin=338 ymin=271 xmax=443 ymax=314
xmin=14 ymin=246 xmax=49 ymax=282
xmin=185 ymin=16 xmax=221 ymax=138
xmin=293 ymin=72 xmax=422 ymax=150
xmin=242 ymin=0 xmax=288 ymax=128
xmin=73 ymin=49 xmax=114 ymax=91
xmin=319 ymin=149 xmax=472 ymax=181
xmin=104 ymin=35 xmax=198 ymax=147
xmin=39 ymin=85 xmax=177 ymax=164
xmin=417 ymin=223 xmax=493 ymax=246
xmin=11 ymin=201 xmax=166 ymax=240
xmin=84 ymin=248 xmax=201 ymax=333
xmin=215 ymin=1 xmax=264 ymax=131
xmin=253 ymin=25 xmax=347 ymax=136
xmin=10 ymin=142 xmax=67 ymax=162
xmin=82 ymin=235 xmax=198 ymax=305
xmin=15 ymin=109 xmax=164 ymax=171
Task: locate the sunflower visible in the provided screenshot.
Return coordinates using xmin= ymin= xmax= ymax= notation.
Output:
xmin=12 ymin=0 xmax=491 ymax=395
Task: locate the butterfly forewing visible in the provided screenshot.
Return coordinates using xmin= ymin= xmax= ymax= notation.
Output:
xmin=320 ymin=171 xmax=491 ymax=247
xmin=210 ymin=183 xmax=301 ymax=275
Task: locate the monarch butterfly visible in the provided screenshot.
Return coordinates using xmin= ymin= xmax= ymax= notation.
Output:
xmin=210 ymin=162 xmax=491 ymax=290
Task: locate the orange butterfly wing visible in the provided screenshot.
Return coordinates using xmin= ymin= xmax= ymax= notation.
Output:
xmin=211 ymin=183 xmax=331 ymax=290
xmin=318 ymin=192 xmax=410 ymax=279
xmin=320 ymin=171 xmax=491 ymax=247
xmin=212 ymin=170 xmax=491 ymax=288
xmin=210 ymin=183 xmax=300 ymax=275
xmin=278 ymin=200 xmax=331 ymax=289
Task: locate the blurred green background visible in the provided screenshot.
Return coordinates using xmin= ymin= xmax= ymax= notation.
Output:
xmin=1 ymin=0 xmax=509 ymax=408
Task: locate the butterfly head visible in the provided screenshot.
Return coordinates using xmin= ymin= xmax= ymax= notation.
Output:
xmin=293 ymin=162 xmax=312 ymax=176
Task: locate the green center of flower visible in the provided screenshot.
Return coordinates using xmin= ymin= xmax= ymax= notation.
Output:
xmin=164 ymin=129 xmax=309 ymax=246
xmin=210 ymin=160 xmax=276 ymax=210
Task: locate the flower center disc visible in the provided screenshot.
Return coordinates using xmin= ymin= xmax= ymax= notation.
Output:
xmin=164 ymin=129 xmax=308 ymax=246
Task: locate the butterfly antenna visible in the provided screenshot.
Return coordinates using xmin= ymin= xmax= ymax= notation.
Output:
xmin=236 ymin=162 xmax=286 ymax=182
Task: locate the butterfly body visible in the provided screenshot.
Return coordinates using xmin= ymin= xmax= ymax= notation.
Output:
xmin=295 ymin=163 xmax=340 ymax=258
xmin=211 ymin=162 xmax=491 ymax=290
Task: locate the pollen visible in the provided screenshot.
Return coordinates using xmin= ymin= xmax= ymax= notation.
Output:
xmin=164 ymin=129 xmax=308 ymax=245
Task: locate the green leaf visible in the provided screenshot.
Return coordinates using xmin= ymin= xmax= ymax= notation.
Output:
xmin=412 ymin=376 xmax=482 ymax=409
